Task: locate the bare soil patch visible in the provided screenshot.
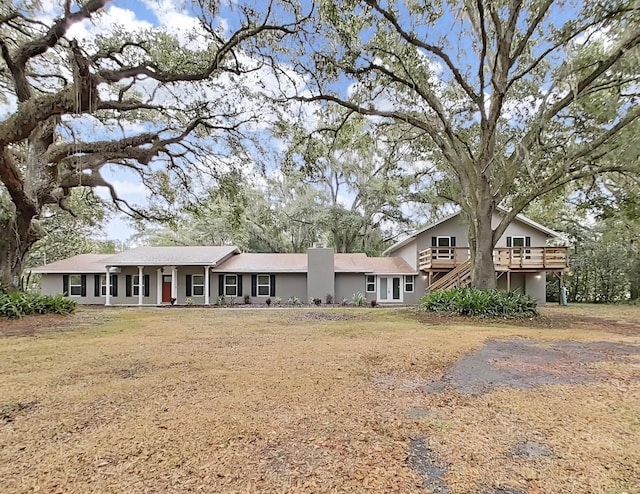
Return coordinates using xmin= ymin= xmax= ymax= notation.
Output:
xmin=0 ymin=309 xmax=112 ymax=338
xmin=414 ymin=304 xmax=640 ymax=335
xmin=422 ymin=339 xmax=640 ymax=395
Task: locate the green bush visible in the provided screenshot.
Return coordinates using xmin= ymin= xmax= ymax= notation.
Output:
xmin=420 ymin=287 xmax=538 ymax=319
xmin=0 ymin=292 xmax=76 ymax=319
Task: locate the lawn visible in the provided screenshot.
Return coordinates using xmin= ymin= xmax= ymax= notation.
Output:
xmin=0 ymin=305 xmax=639 ymax=493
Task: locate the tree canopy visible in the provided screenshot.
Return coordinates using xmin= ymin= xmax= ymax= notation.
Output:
xmin=286 ymin=0 xmax=640 ymax=288
xmin=0 ymin=0 xmax=307 ymax=289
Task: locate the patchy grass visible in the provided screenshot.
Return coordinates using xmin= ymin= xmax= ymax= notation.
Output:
xmin=0 ymin=305 xmax=638 ymax=493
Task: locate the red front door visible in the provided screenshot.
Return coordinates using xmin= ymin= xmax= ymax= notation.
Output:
xmin=162 ymin=276 xmax=172 ymax=302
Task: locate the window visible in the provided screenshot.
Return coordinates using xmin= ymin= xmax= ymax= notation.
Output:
xmin=405 ymin=275 xmax=414 ymax=293
xmin=225 ymin=275 xmax=237 ymax=296
xmin=366 ymin=275 xmax=376 ymax=293
xmin=133 ymin=275 xmax=144 ymax=296
xmin=257 ymin=274 xmax=271 ymax=296
xmin=69 ymin=275 xmax=82 ymax=296
xmin=192 ymin=275 xmax=205 ymax=296
xmin=512 ymin=236 xmax=525 ymax=247
xmin=100 ymin=275 xmax=116 ymax=296
xmin=437 ymin=236 xmax=451 ymax=247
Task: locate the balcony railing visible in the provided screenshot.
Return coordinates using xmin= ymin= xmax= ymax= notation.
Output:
xmin=418 ymin=246 xmax=569 ymax=271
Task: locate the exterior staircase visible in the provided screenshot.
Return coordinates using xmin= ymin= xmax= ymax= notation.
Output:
xmin=427 ymin=259 xmax=472 ymax=291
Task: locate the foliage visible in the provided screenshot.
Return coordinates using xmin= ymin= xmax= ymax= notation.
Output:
xmin=273 ymin=296 xmax=282 ymax=306
xmin=216 ymin=296 xmax=226 ymax=306
xmin=0 ymin=0 xmax=307 ymax=289
xmin=421 ymin=288 xmax=538 ymax=319
xmin=325 ymin=293 xmax=333 ymax=304
xmin=0 ymin=292 xmax=76 ymax=319
xmin=351 ymin=291 xmax=366 ymax=307
xmin=287 ymin=296 xmax=301 ymax=306
xmin=290 ymin=0 xmax=640 ymax=289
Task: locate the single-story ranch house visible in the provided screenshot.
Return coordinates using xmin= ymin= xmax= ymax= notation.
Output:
xmin=33 ymin=211 xmax=568 ymax=305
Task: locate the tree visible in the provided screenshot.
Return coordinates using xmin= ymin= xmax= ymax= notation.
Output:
xmin=288 ymin=0 xmax=640 ymax=288
xmin=283 ymin=111 xmax=427 ymax=253
xmin=24 ymin=189 xmax=119 ymax=270
xmin=0 ymin=0 xmax=306 ymax=289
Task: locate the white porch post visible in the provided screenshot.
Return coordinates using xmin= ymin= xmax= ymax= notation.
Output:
xmin=171 ymin=266 xmax=178 ymax=301
xmin=156 ymin=268 xmax=162 ymax=305
xmin=204 ymin=266 xmax=210 ymax=305
xmin=138 ymin=266 xmax=144 ymax=306
xmin=105 ymin=266 xmax=111 ymax=306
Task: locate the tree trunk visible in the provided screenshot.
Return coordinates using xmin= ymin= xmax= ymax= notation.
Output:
xmin=468 ymin=204 xmax=497 ymax=290
xmin=0 ymin=214 xmax=39 ymax=291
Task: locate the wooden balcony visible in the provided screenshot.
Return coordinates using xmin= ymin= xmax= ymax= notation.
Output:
xmin=418 ymin=246 xmax=569 ymax=271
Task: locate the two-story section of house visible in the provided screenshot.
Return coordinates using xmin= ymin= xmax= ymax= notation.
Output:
xmin=383 ymin=211 xmax=569 ymax=302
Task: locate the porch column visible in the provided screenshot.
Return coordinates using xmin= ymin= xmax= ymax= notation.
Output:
xmin=204 ymin=266 xmax=210 ymax=305
xmin=138 ymin=266 xmax=144 ymax=306
xmin=171 ymin=266 xmax=178 ymax=300
xmin=105 ymin=266 xmax=111 ymax=306
xmin=156 ymin=268 xmax=162 ymax=305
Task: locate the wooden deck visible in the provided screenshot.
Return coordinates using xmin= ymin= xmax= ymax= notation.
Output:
xmin=418 ymin=247 xmax=569 ymax=271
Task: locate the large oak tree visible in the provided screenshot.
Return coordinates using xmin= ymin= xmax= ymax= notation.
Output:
xmin=288 ymin=0 xmax=640 ymax=288
xmin=0 ymin=0 xmax=305 ymax=289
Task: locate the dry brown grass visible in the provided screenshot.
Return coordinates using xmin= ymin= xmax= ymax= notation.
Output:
xmin=0 ymin=305 xmax=639 ymax=493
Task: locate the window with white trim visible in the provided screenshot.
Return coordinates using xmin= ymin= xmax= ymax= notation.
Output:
xmin=192 ymin=275 xmax=205 ymax=296
xmin=69 ymin=275 xmax=82 ymax=296
xmin=512 ymin=236 xmax=525 ymax=247
xmin=366 ymin=275 xmax=376 ymax=293
xmin=405 ymin=275 xmax=414 ymax=293
xmin=257 ymin=274 xmax=271 ymax=296
xmin=437 ymin=236 xmax=452 ymax=247
xmin=133 ymin=275 xmax=144 ymax=296
xmin=224 ymin=275 xmax=237 ymax=296
xmin=100 ymin=275 xmax=115 ymax=296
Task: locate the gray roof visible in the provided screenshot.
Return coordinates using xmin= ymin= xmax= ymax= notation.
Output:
xmin=30 ymin=254 xmax=115 ymax=274
xmin=211 ymin=253 xmax=307 ymax=273
xmin=31 ymin=247 xmax=416 ymax=275
xmin=103 ymin=246 xmax=240 ymax=266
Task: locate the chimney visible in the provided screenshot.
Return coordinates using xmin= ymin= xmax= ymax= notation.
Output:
xmin=307 ymin=247 xmax=335 ymax=302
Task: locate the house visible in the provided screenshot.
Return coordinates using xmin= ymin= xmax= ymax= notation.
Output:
xmin=383 ymin=210 xmax=569 ymax=301
xmin=32 ymin=211 xmax=568 ymax=305
xmin=33 ymin=247 xmax=419 ymax=305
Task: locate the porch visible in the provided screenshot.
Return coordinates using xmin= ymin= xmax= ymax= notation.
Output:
xmin=418 ymin=246 xmax=569 ymax=272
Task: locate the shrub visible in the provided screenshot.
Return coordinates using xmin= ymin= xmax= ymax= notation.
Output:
xmin=216 ymin=295 xmax=226 ymax=306
xmin=420 ymin=287 xmax=538 ymax=319
xmin=370 ymin=299 xmax=378 ymax=308
xmin=287 ymin=296 xmax=301 ymax=306
xmin=244 ymin=295 xmax=251 ymax=304
xmin=266 ymin=297 xmax=272 ymax=306
xmin=325 ymin=293 xmax=333 ymax=305
xmin=352 ymin=291 xmax=366 ymax=307
xmin=0 ymin=292 xmax=76 ymax=319
xmin=274 ymin=296 xmax=282 ymax=306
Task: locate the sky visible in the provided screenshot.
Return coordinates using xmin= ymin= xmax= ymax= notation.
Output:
xmin=1 ymin=0 xmax=619 ymax=245
xmin=38 ymin=0 xmax=305 ymax=243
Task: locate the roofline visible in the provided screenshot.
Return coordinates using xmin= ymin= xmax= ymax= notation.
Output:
xmin=364 ymin=271 xmax=420 ymax=276
xmin=211 ymin=268 xmax=307 ymax=273
xmin=382 ymin=210 xmax=462 ymax=255
xmin=30 ymin=269 xmax=106 ymax=274
xmin=383 ymin=209 xmax=562 ymax=255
